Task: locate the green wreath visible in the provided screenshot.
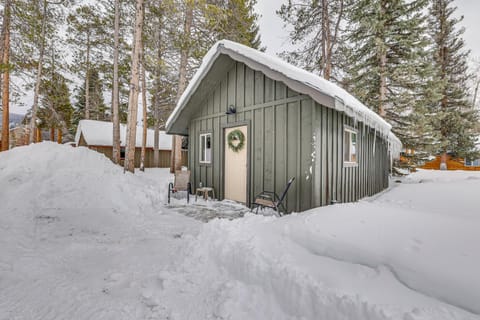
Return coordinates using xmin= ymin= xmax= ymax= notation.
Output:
xmin=227 ymin=129 xmax=245 ymax=152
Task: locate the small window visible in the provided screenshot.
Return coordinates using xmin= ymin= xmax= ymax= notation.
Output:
xmin=344 ymin=128 xmax=357 ymax=164
xmin=199 ymin=133 xmax=212 ymax=164
xmin=120 ymin=147 xmax=126 ymax=159
xmin=465 ymin=158 xmax=480 ymax=167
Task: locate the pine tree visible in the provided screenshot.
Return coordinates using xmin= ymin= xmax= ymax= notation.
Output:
xmin=278 ymin=0 xmax=345 ymax=81
xmin=72 ymin=68 xmax=108 ymax=126
xmin=144 ymin=0 xmax=177 ymax=166
xmin=170 ymin=0 xmax=194 ymax=173
xmin=124 ymin=0 xmax=144 ymax=173
xmin=100 ymin=0 xmax=136 ymax=164
xmin=38 ymin=70 xmax=73 ymax=140
xmin=207 ymin=0 xmax=261 ymax=49
xmin=429 ymin=0 xmax=478 ymax=165
xmin=28 ymin=0 xmax=47 ymax=144
xmin=67 ymin=5 xmax=109 ymax=120
xmin=111 ymin=0 xmax=121 ymax=164
xmin=1 ymin=0 xmax=11 ymax=151
xmin=343 ymin=0 xmax=438 ymax=159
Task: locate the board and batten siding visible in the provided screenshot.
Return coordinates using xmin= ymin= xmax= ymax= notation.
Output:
xmin=188 ymin=60 xmax=390 ymax=213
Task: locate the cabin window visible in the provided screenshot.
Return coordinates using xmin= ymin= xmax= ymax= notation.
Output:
xmin=199 ymin=133 xmax=212 ymax=164
xmin=120 ymin=147 xmax=126 ymax=159
xmin=344 ymin=128 xmax=357 ymax=164
xmin=465 ymin=158 xmax=480 ymax=167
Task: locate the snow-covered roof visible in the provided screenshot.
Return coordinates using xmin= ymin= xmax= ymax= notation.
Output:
xmin=75 ymin=120 xmax=172 ymax=150
xmin=166 ymin=40 xmax=401 ymax=156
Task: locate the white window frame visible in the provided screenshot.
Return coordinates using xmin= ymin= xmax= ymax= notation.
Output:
xmin=465 ymin=158 xmax=480 ymax=167
xmin=199 ymin=133 xmax=212 ymax=164
xmin=344 ymin=127 xmax=357 ymax=165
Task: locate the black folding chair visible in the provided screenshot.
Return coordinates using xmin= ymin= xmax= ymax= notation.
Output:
xmin=251 ymin=177 xmax=295 ymax=216
xmin=168 ymin=170 xmax=192 ymax=204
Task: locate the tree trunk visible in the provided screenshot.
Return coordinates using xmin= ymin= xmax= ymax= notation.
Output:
xmin=140 ymin=39 xmax=147 ymax=172
xmin=1 ymin=0 xmax=11 ymax=152
xmin=440 ymin=152 xmax=447 ymax=170
xmin=321 ymin=0 xmax=331 ymax=80
xmin=171 ymin=0 xmax=193 ymax=173
xmin=36 ymin=128 xmax=41 ymax=142
xmin=50 ymin=127 xmax=55 ymax=141
xmin=378 ymin=0 xmax=387 ymax=118
xmin=112 ymin=0 xmax=121 ymax=164
xmin=29 ymin=0 xmax=47 ymax=144
xmin=57 ymin=128 xmax=62 ymax=144
xmin=153 ymin=115 xmax=160 ymax=166
xmin=328 ymin=0 xmax=344 ymax=81
xmin=379 ymin=53 xmax=387 ymax=118
xmin=153 ymin=6 xmax=163 ymax=167
xmin=85 ymin=32 xmax=91 ymax=119
xmin=124 ymin=0 xmax=144 ymax=173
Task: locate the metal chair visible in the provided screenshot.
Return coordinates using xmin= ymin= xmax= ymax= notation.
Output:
xmin=251 ymin=177 xmax=295 ymax=216
xmin=168 ymin=170 xmax=192 ymax=204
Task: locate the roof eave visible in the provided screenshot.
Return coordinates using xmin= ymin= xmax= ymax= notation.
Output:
xmin=166 ymin=44 xmax=336 ymax=135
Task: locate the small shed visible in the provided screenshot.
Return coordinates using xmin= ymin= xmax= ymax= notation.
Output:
xmin=75 ymin=120 xmax=186 ymax=168
xmin=166 ymin=40 xmax=401 ymax=212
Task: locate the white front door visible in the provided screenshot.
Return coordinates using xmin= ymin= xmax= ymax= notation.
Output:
xmin=224 ymin=125 xmax=248 ymax=203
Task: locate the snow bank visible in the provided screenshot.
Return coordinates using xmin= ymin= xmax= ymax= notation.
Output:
xmin=156 ymin=171 xmax=480 ymax=319
xmin=0 ymin=143 xmax=200 ymax=320
xmin=75 ymin=119 xmax=172 ymax=149
xmin=0 ymin=142 xmax=166 ymax=213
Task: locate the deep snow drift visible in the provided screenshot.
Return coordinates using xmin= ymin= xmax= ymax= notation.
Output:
xmin=0 ymin=143 xmax=201 ymax=319
xmin=1 ymin=143 xmax=479 ymax=320
xmin=156 ymin=171 xmax=480 ymax=320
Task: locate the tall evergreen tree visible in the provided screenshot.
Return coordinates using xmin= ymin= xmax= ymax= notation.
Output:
xmin=343 ymin=0 xmax=437 ymax=157
xmin=109 ymin=0 xmax=121 ymax=163
xmin=73 ymin=68 xmax=108 ymax=126
xmin=38 ymin=70 xmax=73 ymax=138
xmin=207 ymin=0 xmax=261 ymax=49
xmin=28 ymin=0 xmax=48 ymax=144
xmin=278 ymin=0 xmax=345 ymax=81
xmin=1 ymin=0 xmax=11 ymax=151
xmin=67 ymin=5 xmax=109 ymax=120
xmin=145 ymin=0 xmax=177 ymax=166
xmin=429 ymin=0 xmax=478 ymax=165
xmin=124 ymin=0 xmax=144 ymax=173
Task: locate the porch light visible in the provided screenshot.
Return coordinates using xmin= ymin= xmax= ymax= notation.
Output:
xmin=226 ymin=105 xmax=236 ymax=115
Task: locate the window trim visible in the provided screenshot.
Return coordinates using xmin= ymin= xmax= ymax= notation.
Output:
xmin=465 ymin=158 xmax=480 ymax=167
xmin=343 ymin=127 xmax=358 ymax=166
xmin=199 ymin=133 xmax=212 ymax=164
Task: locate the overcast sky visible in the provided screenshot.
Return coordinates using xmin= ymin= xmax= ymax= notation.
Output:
xmin=255 ymin=0 xmax=480 ymax=60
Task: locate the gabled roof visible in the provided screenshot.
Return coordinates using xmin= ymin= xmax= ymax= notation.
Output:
xmin=75 ymin=120 xmax=172 ymax=150
xmin=166 ymin=40 xmax=401 ymax=153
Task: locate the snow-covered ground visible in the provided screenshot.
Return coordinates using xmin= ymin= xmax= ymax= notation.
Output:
xmin=1 ymin=143 xmax=479 ymax=319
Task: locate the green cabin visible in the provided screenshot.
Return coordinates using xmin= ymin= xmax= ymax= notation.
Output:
xmin=166 ymin=40 xmax=401 ymax=213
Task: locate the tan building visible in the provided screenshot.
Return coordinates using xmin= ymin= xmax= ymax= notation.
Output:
xmin=75 ymin=120 xmax=186 ymax=168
